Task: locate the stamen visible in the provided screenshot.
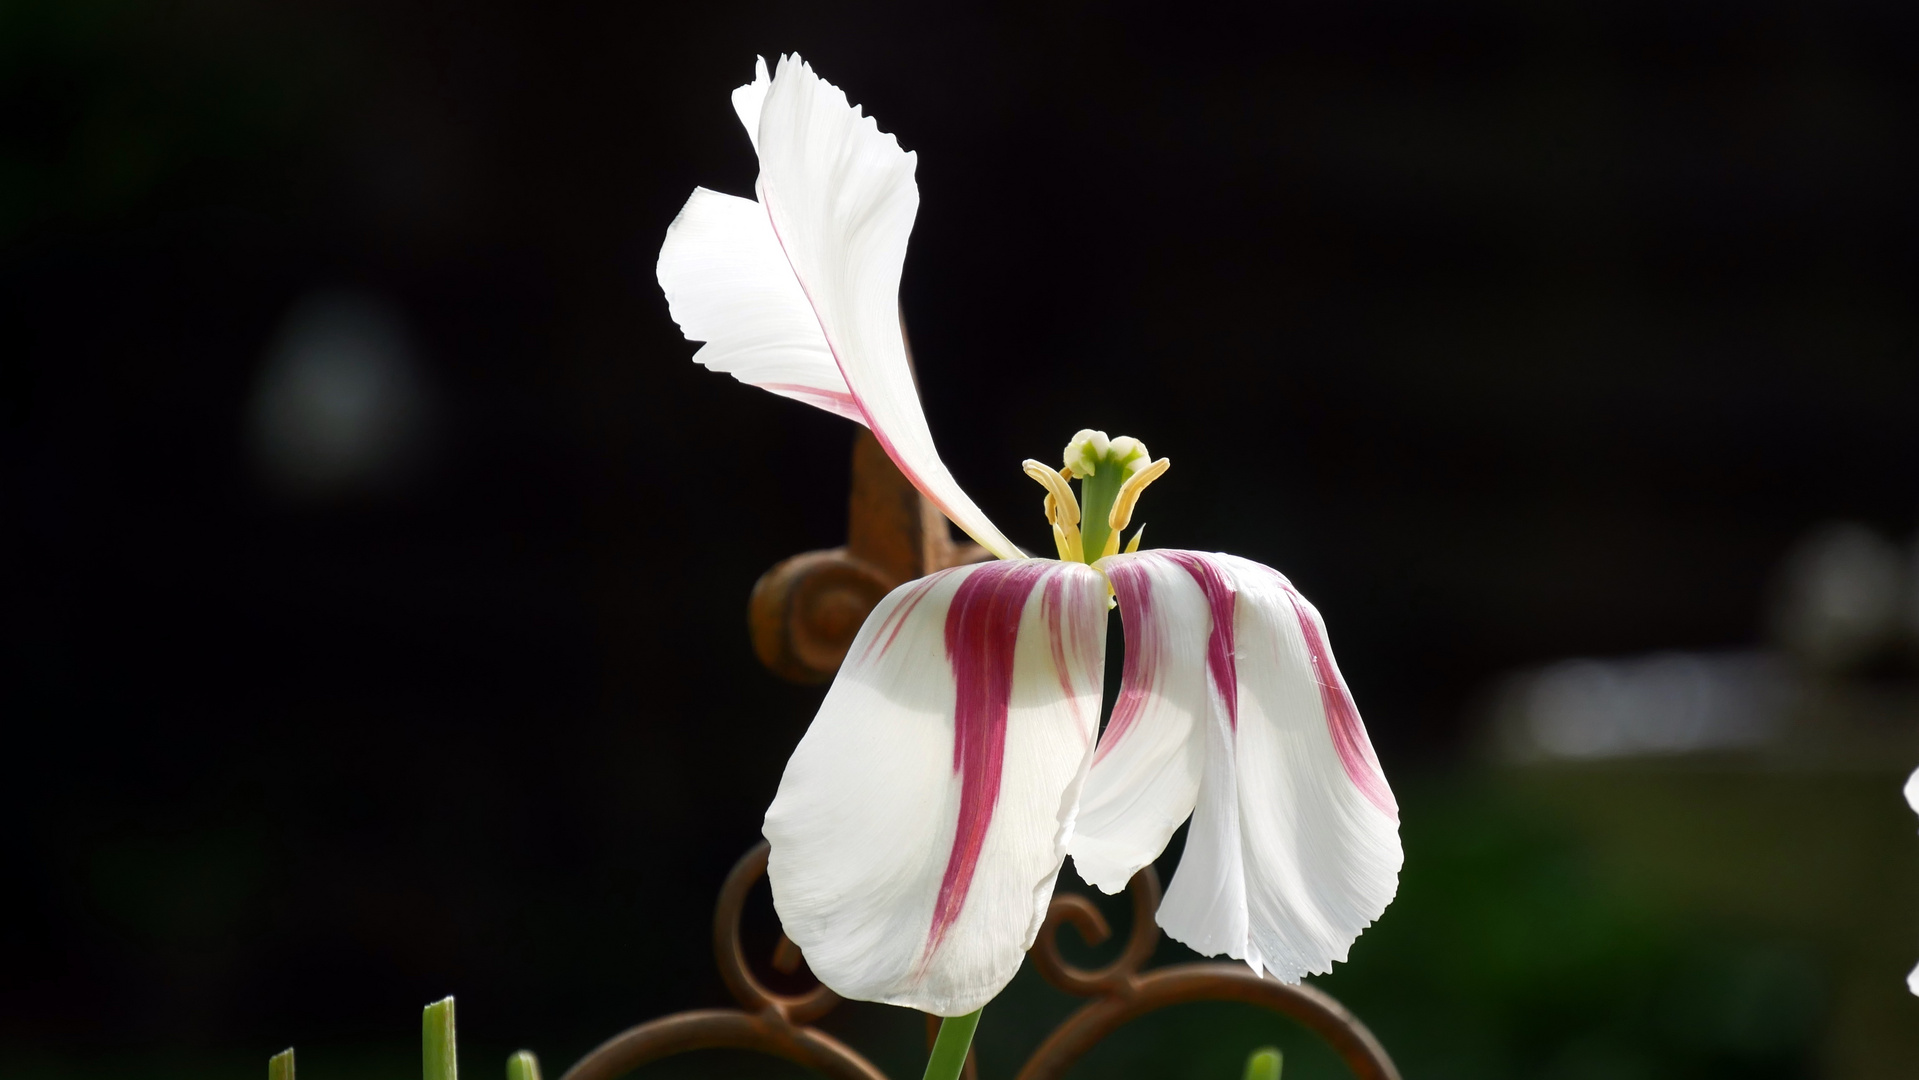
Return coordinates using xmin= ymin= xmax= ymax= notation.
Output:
xmin=1125 ymin=524 xmax=1145 ymax=553
xmin=1107 ymin=457 xmax=1170 ymax=533
xmin=1023 ymin=460 xmax=1080 ymax=526
xmin=1024 ymin=459 xmax=1084 ymax=562
xmin=1050 ymin=522 xmax=1085 ymax=563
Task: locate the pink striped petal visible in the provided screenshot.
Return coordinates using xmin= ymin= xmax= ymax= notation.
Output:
xmin=1073 ymin=550 xmax=1402 ymax=982
xmin=658 ymin=55 xmax=1020 ymax=560
xmin=1068 ymin=550 xmax=1209 ymax=894
xmin=765 ymin=558 xmax=1107 ymax=1015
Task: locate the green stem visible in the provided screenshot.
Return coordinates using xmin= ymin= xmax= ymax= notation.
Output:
xmin=1243 ymin=1046 xmax=1283 ymax=1080
xmin=423 ymin=997 xmax=457 ymax=1080
xmin=920 ymin=1009 xmax=982 ymax=1080
xmin=505 ymin=1050 xmax=543 ymax=1080
xmin=268 ymin=1048 xmax=295 ymax=1080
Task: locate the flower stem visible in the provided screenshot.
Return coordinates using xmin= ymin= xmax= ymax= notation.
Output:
xmin=920 ymin=1009 xmax=982 ymax=1080
xmin=506 ymin=1050 xmax=543 ymax=1080
xmin=423 ymin=996 xmax=457 ymax=1080
xmin=1243 ymin=1046 xmax=1283 ymax=1080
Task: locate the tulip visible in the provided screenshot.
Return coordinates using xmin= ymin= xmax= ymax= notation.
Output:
xmin=658 ymin=55 xmax=1401 ymax=1021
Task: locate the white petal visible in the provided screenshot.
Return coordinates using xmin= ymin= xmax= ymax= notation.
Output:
xmin=1085 ymin=550 xmax=1402 ymax=982
xmin=751 ymin=55 xmax=1020 ymax=560
xmin=764 ymin=558 xmax=1108 ymax=1015
xmin=657 ymin=187 xmax=864 ymax=424
xmin=1067 ymin=551 xmax=1208 ymax=893
xmin=1908 ymin=765 xmax=1918 ymax=998
xmin=730 ymin=56 xmax=771 ymax=153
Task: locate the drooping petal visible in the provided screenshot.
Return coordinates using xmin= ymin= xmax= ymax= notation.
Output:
xmin=1079 ymin=549 xmax=1402 ymax=983
xmin=764 ymin=558 xmax=1108 ymax=1015
xmin=1068 ymin=551 xmax=1208 ymax=893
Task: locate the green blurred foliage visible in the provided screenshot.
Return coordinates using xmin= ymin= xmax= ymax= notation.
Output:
xmin=1316 ymin=774 xmax=1824 ymax=1080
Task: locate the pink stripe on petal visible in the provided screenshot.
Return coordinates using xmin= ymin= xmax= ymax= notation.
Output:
xmin=759 ymin=382 xmax=870 ymax=425
xmin=861 ymin=574 xmax=943 ymax=665
xmin=1284 ymin=588 xmax=1397 ymax=819
xmin=1041 ymin=571 xmax=1105 ymax=741
xmin=925 ymin=560 xmax=1053 ymax=958
xmin=1042 ymin=576 xmax=1077 ymax=719
xmin=867 ymin=423 xmax=970 ymax=546
xmin=1165 ymin=552 xmax=1239 ymax=731
xmin=754 ymin=189 xmax=922 ymax=510
xmin=1098 ymin=561 xmax=1160 ymax=763
xmin=758 ymin=182 xmax=1015 ymax=561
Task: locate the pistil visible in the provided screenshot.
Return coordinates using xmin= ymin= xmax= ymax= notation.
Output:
xmin=1026 ymin=430 xmax=1169 ymax=563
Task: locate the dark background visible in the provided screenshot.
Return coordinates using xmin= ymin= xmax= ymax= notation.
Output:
xmin=5 ymin=2 xmax=1916 ymax=1078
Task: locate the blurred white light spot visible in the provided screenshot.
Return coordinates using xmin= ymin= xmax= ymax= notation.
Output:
xmin=1768 ymin=522 xmax=1906 ymax=673
xmin=247 ymin=291 xmax=433 ymax=497
xmin=1499 ymin=651 xmax=1787 ymax=761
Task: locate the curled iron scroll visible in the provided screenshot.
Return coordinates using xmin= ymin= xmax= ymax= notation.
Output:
xmin=1020 ymin=864 xmax=1401 ymax=1080
xmin=558 ymin=843 xmax=883 ymax=1080
xmin=560 ymin=843 xmax=1400 ymax=1080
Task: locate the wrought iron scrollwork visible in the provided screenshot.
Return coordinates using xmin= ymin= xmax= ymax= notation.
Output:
xmin=558 ymin=842 xmax=1400 ymax=1080
xmin=1020 ymin=859 xmax=1400 ymax=1080
xmin=747 ymin=431 xmax=991 ymax=684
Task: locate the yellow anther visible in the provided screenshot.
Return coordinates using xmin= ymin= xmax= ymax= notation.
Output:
xmin=1107 ymin=457 xmax=1170 ymax=533
xmin=1023 ymin=459 xmax=1080 ymax=526
xmin=1025 ymin=459 xmax=1086 ymax=562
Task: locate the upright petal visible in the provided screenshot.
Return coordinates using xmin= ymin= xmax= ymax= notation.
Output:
xmin=765 ymin=558 xmax=1108 ymax=1015
xmin=659 ymin=56 xmax=1020 ymax=559
xmin=1080 ymin=549 xmax=1402 ymax=983
xmin=750 ymin=54 xmax=1020 ymax=560
xmin=657 ymin=186 xmax=863 ymax=422
xmin=730 ymin=55 xmax=771 ymax=153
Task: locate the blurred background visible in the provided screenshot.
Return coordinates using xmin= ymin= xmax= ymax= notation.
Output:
xmin=4 ymin=1 xmax=1917 ymax=1078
